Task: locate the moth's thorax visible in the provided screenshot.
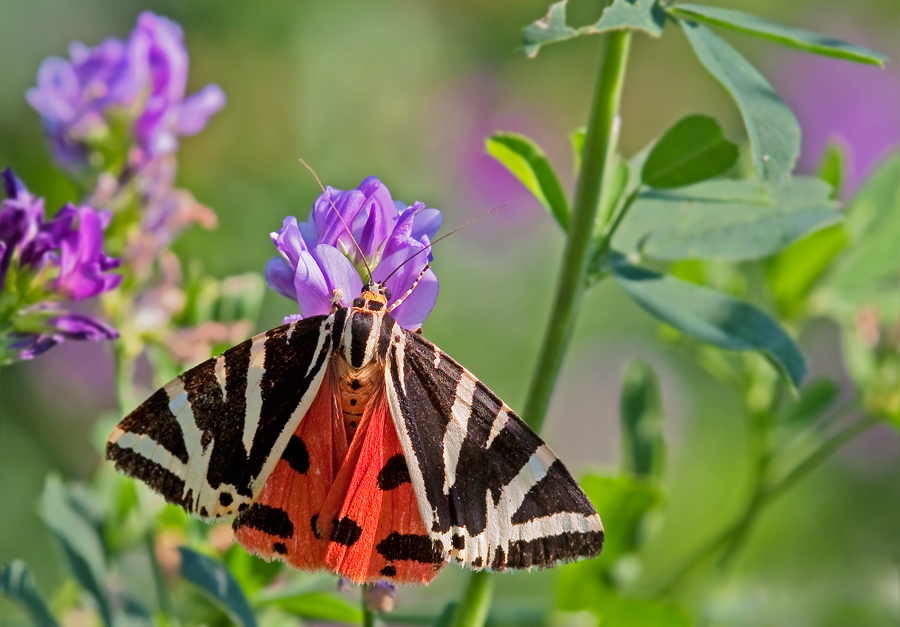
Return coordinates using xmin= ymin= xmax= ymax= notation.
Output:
xmin=341 ymin=292 xmax=394 ymax=371
xmin=352 ymin=290 xmax=387 ymax=311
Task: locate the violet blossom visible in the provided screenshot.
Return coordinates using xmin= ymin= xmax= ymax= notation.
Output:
xmin=27 ymin=12 xmax=225 ymax=171
xmin=0 ymin=169 xmax=121 ymax=363
xmin=266 ymin=177 xmax=441 ymax=330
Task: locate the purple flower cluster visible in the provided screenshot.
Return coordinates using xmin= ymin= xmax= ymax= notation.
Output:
xmin=266 ymin=176 xmax=441 ymax=330
xmin=0 ymin=169 xmax=120 ymax=362
xmin=27 ymin=12 xmax=225 ymax=170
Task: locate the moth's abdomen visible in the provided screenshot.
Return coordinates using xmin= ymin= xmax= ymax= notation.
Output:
xmin=334 ymin=355 xmax=384 ymax=444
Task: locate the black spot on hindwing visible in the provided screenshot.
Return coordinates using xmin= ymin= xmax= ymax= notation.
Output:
xmin=282 ymin=436 xmax=310 ymax=474
xmin=380 ymin=565 xmax=397 ymax=577
xmin=331 ymin=517 xmax=363 ymax=547
xmin=233 ymin=503 xmax=294 ymax=539
xmin=377 ymin=454 xmax=411 ymax=491
xmin=273 ymin=542 xmax=287 ymax=555
xmin=219 ymin=493 xmax=233 ymax=506
xmin=376 ymin=532 xmax=444 ymax=565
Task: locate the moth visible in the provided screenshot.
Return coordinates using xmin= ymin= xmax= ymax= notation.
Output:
xmin=107 ymin=281 xmax=604 ymax=584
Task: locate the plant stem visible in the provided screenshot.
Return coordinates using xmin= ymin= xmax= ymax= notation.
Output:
xmin=521 ymin=24 xmax=632 ymax=434
xmin=450 ymin=571 xmax=494 ymax=627
xmin=655 ymin=413 xmax=882 ymax=594
xmin=362 ymin=585 xmax=376 ymax=627
xmin=450 ymin=17 xmax=632 ymax=627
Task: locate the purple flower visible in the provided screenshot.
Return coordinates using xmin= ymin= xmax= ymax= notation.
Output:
xmin=8 ymin=311 xmax=119 ymax=361
xmin=51 ymin=205 xmax=123 ymax=300
xmin=0 ymin=169 xmax=121 ymax=364
xmin=26 ymin=12 xmax=225 ymax=170
xmin=128 ymin=13 xmax=226 ymax=160
xmin=266 ymin=177 xmax=441 ymax=329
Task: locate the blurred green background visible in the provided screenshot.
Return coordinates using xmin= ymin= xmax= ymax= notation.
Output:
xmin=1 ymin=0 xmax=898 ymax=624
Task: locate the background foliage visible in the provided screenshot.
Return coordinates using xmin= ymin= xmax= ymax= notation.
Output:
xmin=1 ymin=0 xmax=898 ymax=625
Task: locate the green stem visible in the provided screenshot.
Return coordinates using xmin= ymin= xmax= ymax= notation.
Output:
xmin=655 ymin=414 xmax=882 ymax=594
xmin=450 ymin=571 xmax=494 ymax=627
xmin=451 ymin=19 xmax=632 ymax=627
xmin=362 ymin=585 xmax=376 ymax=627
xmin=144 ymin=527 xmax=175 ymax=623
xmin=764 ymin=414 xmax=881 ymax=502
xmin=521 ymin=25 xmax=632 ymax=434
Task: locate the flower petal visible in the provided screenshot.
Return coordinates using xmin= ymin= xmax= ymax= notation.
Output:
xmin=51 ymin=312 xmax=119 ymax=340
xmin=411 ymin=207 xmax=442 ymax=241
xmin=271 ymin=216 xmax=307 ymax=268
xmin=292 ymin=249 xmax=332 ymax=318
xmin=310 ymin=244 xmax=362 ymax=309
xmin=175 ymin=84 xmax=226 ymax=135
xmin=265 ymin=256 xmax=297 ymax=300
xmin=372 ymin=245 xmax=438 ymax=329
xmin=389 ymin=268 xmax=438 ymax=330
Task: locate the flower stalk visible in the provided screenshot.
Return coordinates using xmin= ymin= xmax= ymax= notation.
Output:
xmin=521 ymin=26 xmax=632 ymax=434
xmin=450 ymin=16 xmax=632 ymax=627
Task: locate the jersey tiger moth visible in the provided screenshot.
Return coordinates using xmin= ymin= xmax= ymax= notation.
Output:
xmin=107 ymin=282 xmax=604 ymax=584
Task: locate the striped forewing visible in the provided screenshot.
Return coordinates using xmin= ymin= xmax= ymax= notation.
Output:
xmin=384 ymin=323 xmax=604 ymax=571
xmin=106 ymin=312 xmax=342 ymax=519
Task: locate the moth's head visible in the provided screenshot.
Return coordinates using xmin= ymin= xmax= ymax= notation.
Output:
xmin=353 ymin=281 xmax=391 ymax=312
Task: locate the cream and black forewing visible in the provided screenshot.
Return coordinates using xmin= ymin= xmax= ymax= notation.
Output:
xmin=107 ymin=311 xmax=346 ymax=519
xmin=383 ymin=323 xmax=604 ymax=571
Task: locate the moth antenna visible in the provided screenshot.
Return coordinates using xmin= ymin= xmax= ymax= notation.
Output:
xmin=387 ymin=265 xmax=431 ymax=313
xmin=298 ymin=158 xmax=374 ymax=282
xmin=381 ymin=204 xmax=505 ymax=285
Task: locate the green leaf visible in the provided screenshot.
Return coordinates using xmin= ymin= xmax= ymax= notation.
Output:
xmin=597 ymin=158 xmax=631 ymax=233
xmin=594 ymin=0 xmax=666 ymax=37
xmin=523 ymin=1 xmax=578 ymax=58
xmin=620 ymin=360 xmax=666 ymax=481
xmin=615 ymin=177 xmax=839 ymax=261
xmin=0 ymin=561 xmax=60 ymax=627
xmin=558 ymin=474 xmax=662 ymax=612
xmin=823 ymin=152 xmax=900 ymax=307
xmin=40 ymin=477 xmax=112 ymax=627
xmin=777 ymin=377 xmax=839 ymax=425
xmin=486 ymin=132 xmax=569 ymax=230
xmin=571 ymin=127 xmax=586 ymax=173
xmin=580 ymin=474 xmax=663 ymax=564
xmin=523 ymin=0 xmax=664 ymax=58
xmin=179 ymin=547 xmax=258 ymax=627
xmin=273 ymin=592 xmax=363 ymax=624
xmin=817 ymin=142 xmax=846 ymax=199
xmin=432 ymin=602 xmax=457 ymax=627
xmin=612 ymin=261 xmax=807 ymax=387
xmin=767 ymin=224 xmax=846 ymax=318
xmin=597 ymin=596 xmax=691 ymax=626
xmin=641 ymin=115 xmax=738 ymax=188
xmin=669 ymin=4 xmax=887 ymax=67
xmin=681 ymin=21 xmax=800 ymax=184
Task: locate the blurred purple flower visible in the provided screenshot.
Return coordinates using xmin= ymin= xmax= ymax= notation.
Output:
xmin=27 ymin=11 xmax=225 ymax=170
xmin=50 ymin=205 xmax=122 ymax=300
xmin=363 ymin=582 xmax=397 ymax=613
xmin=129 ymin=13 xmax=226 ymax=160
xmin=9 ymin=310 xmax=119 ymax=360
xmin=266 ymin=177 xmax=441 ymax=329
xmin=1 ymin=169 xmax=121 ymax=363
